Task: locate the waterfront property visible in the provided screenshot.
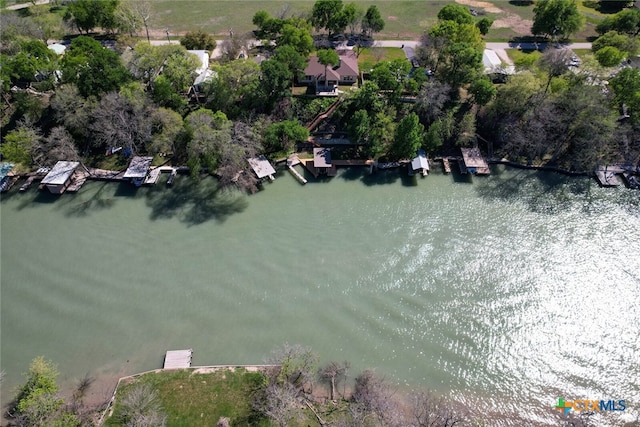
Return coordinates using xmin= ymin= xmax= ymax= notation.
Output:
xmin=313 ymin=147 xmax=335 ymax=176
xmin=461 ymin=148 xmax=490 ymax=175
xmin=123 ymin=156 xmax=153 ymax=186
xmin=40 ymin=161 xmax=80 ymax=194
xmin=301 ymin=50 xmax=359 ymax=94
xmin=247 ymin=156 xmax=276 ymax=181
xmin=410 ymin=149 xmax=429 ymax=176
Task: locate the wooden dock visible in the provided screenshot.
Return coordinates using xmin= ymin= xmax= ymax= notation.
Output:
xmin=286 ymin=155 xmax=307 ymax=184
xmin=66 ymin=169 xmax=90 ymax=192
xmin=19 ymin=175 xmax=37 ymax=192
xmin=164 ymin=349 xmax=193 ymax=369
xmin=442 ymin=158 xmax=452 ymax=173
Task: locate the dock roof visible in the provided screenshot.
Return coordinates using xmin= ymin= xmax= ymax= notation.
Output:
xmin=411 ymin=149 xmax=429 ymax=171
xmin=41 ymin=161 xmax=80 ymax=185
xmin=0 ymin=163 xmax=15 ymax=180
xmin=123 ymin=156 xmax=153 ymax=179
xmin=248 ymin=155 xmax=276 ymax=179
xmin=313 ymin=147 xmax=332 ymax=168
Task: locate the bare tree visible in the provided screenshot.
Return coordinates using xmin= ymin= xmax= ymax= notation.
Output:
xmin=219 ymin=33 xmax=249 ymax=62
xmin=351 ymin=370 xmax=401 ymax=426
xmin=265 ymin=343 xmax=319 ymax=394
xmin=409 ymin=391 xmax=472 ymax=427
xmin=317 ymin=361 xmax=350 ymax=400
xmin=33 ymin=126 xmax=80 ymax=167
xmin=539 ymin=48 xmax=573 ymax=95
xmin=254 ymin=382 xmax=302 ymax=427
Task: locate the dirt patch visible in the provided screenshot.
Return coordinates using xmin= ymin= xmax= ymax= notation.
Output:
xmin=455 ymin=0 xmax=533 ymax=35
xmin=455 ymin=0 xmax=502 ymax=14
xmin=493 ymin=16 xmax=533 ymax=35
xmin=387 ymin=15 xmax=398 ymax=21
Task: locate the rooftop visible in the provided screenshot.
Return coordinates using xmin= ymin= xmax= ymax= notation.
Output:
xmin=304 ymin=49 xmax=359 ymax=80
xmin=41 ymin=161 xmax=80 ymax=185
xmin=461 ymin=147 xmax=490 ymax=175
xmin=313 ymin=147 xmax=332 ymax=168
xmin=248 ymin=156 xmax=276 ymax=179
xmin=411 ymin=149 xmax=429 ymax=171
xmin=123 ymin=156 xmax=153 ymax=179
xmin=0 ymin=163 xmax=15 ymax=180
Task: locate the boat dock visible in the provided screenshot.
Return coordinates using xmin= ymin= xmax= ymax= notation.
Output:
xmin=286 ymin=155 xmax=307 ymax=184
xmin=442 ymin=158 xmax=452 ymax=173
xmin=595 ymin=169 xmax=622 ymax=187
xmin=164 ymin=349 xmax=193 ymax=369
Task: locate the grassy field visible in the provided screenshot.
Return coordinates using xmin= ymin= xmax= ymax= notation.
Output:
xmin=106 ymin=369 xmax=274 ymax=427
xmin=357 ymin=46 xmax=407 ymax=71
xmin=149 ymin=0 xmax=446 ymax=38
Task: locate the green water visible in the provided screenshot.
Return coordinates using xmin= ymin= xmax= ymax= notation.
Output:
xmin=1 ymin=166 xmax=639 ymax=425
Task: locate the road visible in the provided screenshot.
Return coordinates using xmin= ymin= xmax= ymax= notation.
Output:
xmin=5 ymin=0 xmax=49 ymax=10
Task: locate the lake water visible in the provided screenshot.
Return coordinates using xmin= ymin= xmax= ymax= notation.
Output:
xmin=1 ymin=165 xmax=639 ymax=425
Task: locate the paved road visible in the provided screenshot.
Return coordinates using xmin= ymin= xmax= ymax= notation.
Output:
xmin=5 ymin=0 xmax=49 ymax=10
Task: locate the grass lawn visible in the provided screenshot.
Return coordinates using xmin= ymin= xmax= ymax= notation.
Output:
xmin=149 ymin=0 xmax=445 ymax=38
xmin=357 ymin=47 xmax=406 ymax=72
xmin=106 ymin=369 xmax=272 ymax=427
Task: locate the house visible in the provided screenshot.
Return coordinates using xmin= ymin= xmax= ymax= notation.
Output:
xmin=313 ymin=147 xmax=333 ymax=175
xmin=41 ymin=161 xmax=80 ymax=194
xmin=410 ymin=149 xmax=429 ymax=176
xmin=247 ymin=155 xmax=276 ymax=181
xmin=483 ymin=49 xmax=515 ymax=81
xmin=187 ymin=50 xmax=214 ymax=95
xmin=123 ymin=156 xmax=153 ymax=186
xmin=301 ymin=49 xmax=359 ymax=93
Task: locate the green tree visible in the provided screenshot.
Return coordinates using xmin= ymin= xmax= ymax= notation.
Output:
xmin=65 ymin=0 xmax=120 ymax=34
xmin=392 ymin=113 xmax=424 ymax=159
xmin=180 ymin=30 xmax=217 ymax=51
xmin=370 ymin=59 xmax=412 ymax=93
xmin=184 ymin=108 xmax=231 ymax=177
xmin=469 ymin=77 xmax=497 ymax=105
xmin=263 ymin=120 xmax=309 ymax=153
xmin=437 ymin=4 xmax=474 ymax=25
xmin=206 ymin=60 xmax=263 ymax=118
xmin=277 ymin=18 xmax=314 ymax=57
xmin=342 ymin=2 xmax=363 ymax=35
xmin=4 ymin=39 xmax=57 ymax=84
xmin=311 ymin=0 xmax=344 ymax=37
xmin=260 ymin=59 xmax=293 ymax=110
xmin=317 ymin=48 xmax=340 ymax=83
xmin=596 ymin=8 xmax=640 ymax=35
xmin=531 ymin=0 xmax=583 ymax=40
xmin=362 ymin=5 xmax=385 ymax=37
xmin=595 ymin=46 xmax=626 ymax=67
xmin=476 ymin=17 xmax=493 ymax=36
xmin=609 ymin=67 xmax=640 ymax=122
xmin=592 ymin=31 xmax=639 ymax=56
xmin=61 ymin=36 xmax=131 ymax=97
xmin=2 ymin=126 xmax=39 ymax=166
xmin=10 ymin=356 xmax=80 ymax=427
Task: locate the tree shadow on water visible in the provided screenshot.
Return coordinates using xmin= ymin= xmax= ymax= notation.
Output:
xmin=144 ymin=176 xmax=248 ymax=225
xmin=62 ymin=182 xmax=117 ymax=217
xmin=473 ymin=168 xmax=595 ymax=214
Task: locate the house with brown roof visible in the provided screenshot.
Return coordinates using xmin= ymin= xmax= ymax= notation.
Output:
xmin=301 ymin=50 xmax=359 ymax=94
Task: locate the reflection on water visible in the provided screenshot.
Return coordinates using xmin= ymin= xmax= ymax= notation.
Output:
xmin=1 ymin=166 xmax=638 ymax=425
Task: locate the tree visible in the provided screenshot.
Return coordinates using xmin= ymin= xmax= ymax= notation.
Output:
xmin=317 ymin=48 xmax=340 ymax=83
xmin=609 ymin=67 xmax=640 ymax=122
xmin=254 ymin=383 xmax=301 ymax=427
xmin=531 ymin=0 xmax=584 ymax=40
xmin=205 ymin=59 xmax=263 ymax=118
xmin=149 ymin=107 xmax=184 ymax=155
xmin=342 ymin=2 xmax=363 ymax=35
xmin=350 ymin=370 xmax=399 ymax=426
xmin=392 ymin=112 xmax=424 ymax=159
xmin=65 ymin=0 xmax=120 ymax=34
xmin=409 ymin=391 xmax=471 ymax=427
xmin=362 ymin=5 xmax=385 ymax=37
xmin=437 ymin=4 xmax=475 ymax=25
xmin=266 ymin=343 xmax=319 ymax=392
xmin=61 ymin=36 xmax=131 ymax=97
xmin=318 ymin=361 xmax=349 ymax=401
xmin=90 ymin=91 xmax=152 ymax=154
xmin=596 ymin=8 xmax=640 ymax=35
xmin=469 ymin=76 xmax=496 ymax=105
xmin=595 ymin=46 xmax=626 ymax=67
xmin=263 ymin=120 xmax=309 ymax=153
xmin=10 ymin=356 xmax=79 ymax=427
xmin=370 ymin=59 xmax=412 ymax=93
xmin=184 ymin=108 xmax=230 ymax=177
xmin=4 ymin=39 xmax=57 ymax=84
xmin=277 ymin=19 xmax=314 ymax=57
xmin=180 ymin=30 xmax=217 ymax=51
xmin=2 ymin=125 xmax=40 ymax=166
xmin=33 ymin=126 xmax=80 ymax=167
xmin=592 ymin=31 xmax=639 ymax=57
xmin=311 ymin=0 xmax=344 ymax=37
xmin=50 ymin=84 xmax=95 ymax=141
xmin=476 ymin=17 xmax=493 ymax=36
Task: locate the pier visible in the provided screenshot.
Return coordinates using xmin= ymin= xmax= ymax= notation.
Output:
xmin=442 ymin=158 xmax=452 ymax=173
xmin=286 ymin=155 xmax=307 ymax=184
xmin=595 ymin=168 xmax=622 ymax=187
xmin=164 ymin=349 xmax=193 ymax=369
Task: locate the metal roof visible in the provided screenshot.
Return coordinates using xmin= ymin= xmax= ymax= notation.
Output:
xmin=247 ymin=156 xmax=276 ymax=179
xmin=41 ymin=161 xmax=80 ymax=185
xmin=123 ymin=156 xmax=153 ymax=179
xmin=411 ymin=149 xmax=429 ymax=171
xmin=313 ymin=148 xmax=332 ymax=168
